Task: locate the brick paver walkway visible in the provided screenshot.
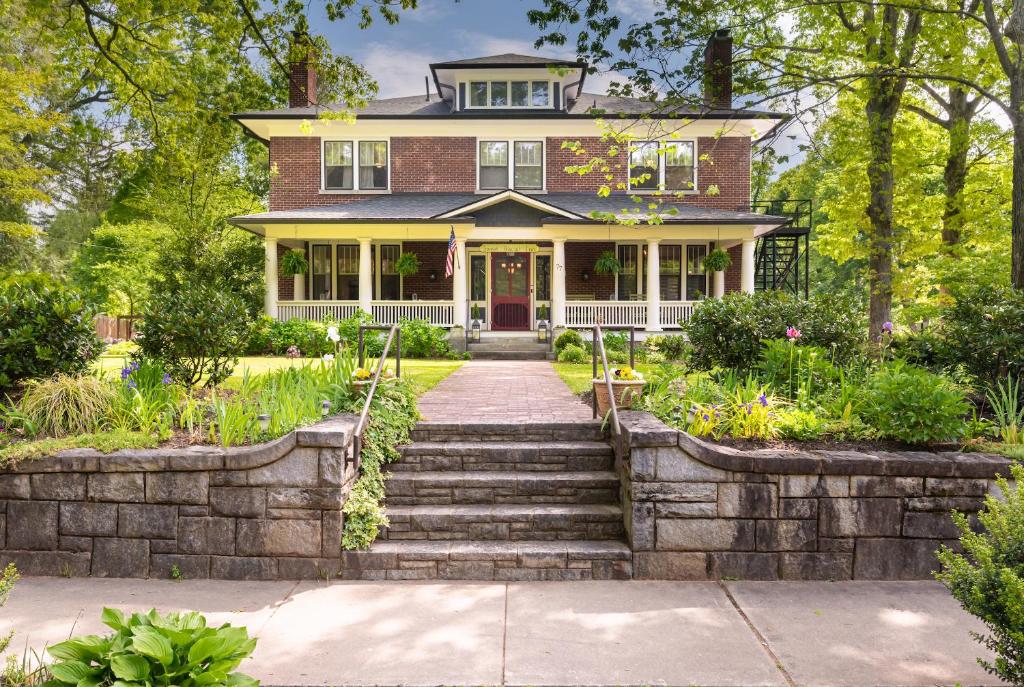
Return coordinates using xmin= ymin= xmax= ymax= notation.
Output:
xmin=417 ymin=360 xmax=593 ymax=422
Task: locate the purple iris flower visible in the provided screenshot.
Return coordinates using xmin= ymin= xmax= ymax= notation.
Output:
xmin=121 ymin=367 xmax=131 ymax=380
xmin=746 ymin=404 xmax=753 ymax=415
xmin=702 ymin=414 xmax=710 ymax=422
xmin=162 ymin=373 xmax=172 ymax=385
xmin=130 ymin=361 xmax=140 ymax=372
xmin=759 ymin=394 xmax=768 ymax=407
xmin=882 ymin=321 xmax=893 ymax=333
xmin=127 ymin=379 xmax=137 ymax=390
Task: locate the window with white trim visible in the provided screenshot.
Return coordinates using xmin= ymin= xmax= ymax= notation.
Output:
xmin=465 ymin=81 xmax=551 ymax=108
xmin=628 ymin=140 xmax=697 ymax=192
xmin=479 ymin=140 xmax=544 ymax=191
xmin=323 ymin=140 xmax=388 ymax=191
xmin=686 ymin=245 xmax=708 ymax=300
xmin=336 ymin=245 xmax=360 ymax=300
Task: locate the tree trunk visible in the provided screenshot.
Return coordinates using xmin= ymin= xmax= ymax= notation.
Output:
xmin=941 ymin=88 xmax=972 ymax=252
xmin=865 ymin=93 xmax=899 ymax=341
xmin=1013 ymin=102 xmax=1024 ymax=290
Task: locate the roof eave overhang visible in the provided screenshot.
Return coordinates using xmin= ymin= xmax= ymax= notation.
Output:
xmin=434 ymin=190 xmax=585 ymax=220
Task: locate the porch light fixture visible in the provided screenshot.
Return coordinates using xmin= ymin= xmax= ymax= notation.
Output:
xmin=471 ymin=319 xmax=481 ymax=342
xmin=429 ymin=269 xmax=438 ymax=282
xmin=581 ymin=269 xmax=590 ymax=282
xmin=537 ymin=322 xmax=549 ymax=343
xmin=322 ymin=400 xmax=331 ymax=417
xmin=257 ymin=414 xmax=270 ymax=433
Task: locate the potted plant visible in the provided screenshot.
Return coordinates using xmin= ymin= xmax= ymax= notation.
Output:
xmin=593 ymin=366 xmax=645 ymax=416
xmin=280 ymin=249 xmax=309 ymax=277
xmin=395 ymin=252 xmax=420 ymax=277
xmin=703 ymin=248 xmax=732 ymax=273
xmin=594 ymin=250 xmax=623 ymax=275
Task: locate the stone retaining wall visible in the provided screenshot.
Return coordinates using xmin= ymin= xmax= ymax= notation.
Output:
xmin=619 ymin=412 xmax=1012 ymax=581
xmin=0 ymin=416 xmax=359 ymax=580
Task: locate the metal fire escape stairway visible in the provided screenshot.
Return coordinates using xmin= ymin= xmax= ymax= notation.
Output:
xmin=749 ymin=199 xmax=813 ymax=298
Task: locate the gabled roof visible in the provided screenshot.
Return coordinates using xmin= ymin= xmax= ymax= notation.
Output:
xmin=230 ymin=191 xmax=791 ymax=227
xmin=429 ymin=53 xmax=583 ymax=68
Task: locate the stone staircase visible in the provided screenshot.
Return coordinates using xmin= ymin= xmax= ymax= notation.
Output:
xmin=467 ymin=335 xmax=551 ymax=360
xmin=339 ymin=421 xmax=632 ymax=580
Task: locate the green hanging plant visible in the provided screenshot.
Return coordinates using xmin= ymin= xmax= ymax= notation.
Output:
xmin=280 ymin=249 xmax=309 ymax=277
xmin=395 ymin=252 xmax=420 ymax=277
xmin=703 ymin=248 xmax=732 ymax=273
xmin=594 ymin=250 xmax=623 ymax=275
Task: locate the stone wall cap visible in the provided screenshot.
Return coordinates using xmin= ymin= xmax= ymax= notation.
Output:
xmin=296 ymin=413 xmax=359 ymax=448
xmin=621 ymin=412 xmax=678 ymax=447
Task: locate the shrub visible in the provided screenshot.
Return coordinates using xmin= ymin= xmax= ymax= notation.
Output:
xmin=646 ymin=334 xmax=689 ymax=362
xmin=685 ymin=291 xmax=866 ymax=370
xmin=136 ymin=283 xmax=253 ymax=389
xmin=943 ymin=285 xmax=1024 ymax=383
xmin=45 ymin=607 xmax=258 ymax=687
xmin=775 ymin=407 xmax=826 ymax=440
xmin=757 ymin=339 xmax=840 ymax=401
xmin=399 ymin=318 xmax=451 ymax=358
xmin=557 ymin=343 xmax=588 ymax=364
xmin=889 ymin=329 xmax=950 ymax=372
xmin=16 ymin=374 xmax=118 ymax=437
xmin=339 ymin=311 xmax=384 ymax=358
xmin=554 ymin=329 xmax=585 ymax=356
xmin=937 ymin=463 xmax=1024 ymax=685
xmin=603 ymin=331 xmax=629 ymax=352
xmin=858 ymin=362 xmax=969 ymax=444
xmin=0 ymin=273 xmax=102 ymax=388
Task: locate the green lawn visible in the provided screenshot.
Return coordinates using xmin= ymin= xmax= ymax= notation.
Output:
xmin=95 ymin=356 xmax=463 ymax=395
xmin=552 ymin=361 xmax=668 ymax=395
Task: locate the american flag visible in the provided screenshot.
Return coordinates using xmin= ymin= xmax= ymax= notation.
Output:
xmin=444 ymin=226 xmax=457 ymax=278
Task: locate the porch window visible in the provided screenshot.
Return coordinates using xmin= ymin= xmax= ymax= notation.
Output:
xmin=686 ymin=245 xmax=708 ymax=300
xmin=535 ymin=254 xmax=551 ymax=301
xmin=490 ymin=81 xmax=508 ymax=107
xmin=379 ymin=244 xmax=401 ymax=301
xmin=470 ymin=81 xmax=488 ymax=107
xmin=336 ymin=245 xmax=360 ymax=300
xmin=629 ymin=142 xmax=660 ymax=190
xmin=323 ymin=141 xmax=354 ymax=190
xmin=470 ymin=254 xmax=487 ymax=301
xmin=511 ymin=81 xmax=529 ymax=107
xmin=660 ymin=244 xmax=682 ymax=301
xmin=531 ymin=81 xmax=550 ymax=106
xmin=479 ymin=141 xmax=509 ymax=190
xmin=617 ymin=244 xmax=642 ymax=300
xmin=514 ymin=142 xmax=543 ymax=190
xmin=358 ymin=141 xmax=389 ymax=190
xmin=665 ymin=141 xmax=695 ymax=191
xmin=311 ymin=245 xmax=332 ymax=300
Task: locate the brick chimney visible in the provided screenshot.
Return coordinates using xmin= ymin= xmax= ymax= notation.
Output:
xmin=288 ymin=32 xmax=318 ymax=108
xmin=703 ymin=28 xmax=733 ymax=110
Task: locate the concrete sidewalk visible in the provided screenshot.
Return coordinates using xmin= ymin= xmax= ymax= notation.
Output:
xmin=0 ymin=578 xmax=1001 ymax=686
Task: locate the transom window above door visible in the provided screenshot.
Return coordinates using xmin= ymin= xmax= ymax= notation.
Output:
xmin=628 ymin=140 xmax=696 ymax=192
xmin=479 ymin=140 xmax=544 ymax=191
xmin=322 ymin=140 xmax=389 ymax=191
xmin=468 ymin=81 xmax=551 ymax=108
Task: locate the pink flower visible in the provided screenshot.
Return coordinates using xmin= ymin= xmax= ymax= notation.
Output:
xmin=786 ymin=326 xmax=802 ymax=340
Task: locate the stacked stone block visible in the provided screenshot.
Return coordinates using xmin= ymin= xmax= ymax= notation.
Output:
xmin=0 ymin=416 xmax=359 ymax=580
xmin=620 ymin=412 xmax=1010 ymax=581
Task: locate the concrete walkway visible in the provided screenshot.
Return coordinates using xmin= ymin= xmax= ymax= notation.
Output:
xmin=417 ymin=360 xmax=592 ymax=423
xmin=0 ymin=578 xmax=1001 ymax=686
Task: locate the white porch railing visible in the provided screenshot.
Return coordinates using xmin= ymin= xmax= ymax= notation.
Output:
xmin=278 ymin=301 xmax=360 ymax=322
xmin=660 ymin=301 xmax=698 ymax=328
xmin=371 ymin=301 xmax=454 ymax=326
xmin=566 ymin=300 xmax=648 ymax=328
xmin=276 ymin=300 xmax=454 ymax=326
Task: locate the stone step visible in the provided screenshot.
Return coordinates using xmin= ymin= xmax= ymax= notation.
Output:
xmin=469 ymin=350 xmax=550 ymax=360
xmin=468 ymin=340 xmax=550 ymax=351
xmin=384 ymin=470 xmax=620 ymax=505
xmin=340 ymin=540 xmax=632 ymax=580
xmin=392 ymin=441 xmax=614 ymax=472
xmin=409 ymin=421 xmax=604 ymax=443
xmin=380 ymin=504 xmax=625 ymax=540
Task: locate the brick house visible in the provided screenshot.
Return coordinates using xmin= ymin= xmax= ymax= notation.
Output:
xmin=231 ymin=32 xmax=794 ymax=333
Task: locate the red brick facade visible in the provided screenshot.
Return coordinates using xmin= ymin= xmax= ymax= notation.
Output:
xmin=566 ymin=242 xmax=616 ymax=300
xmin=268 ymin=134 xmax=751 ymax=212
xmin=401 ymin=241 xmax=454 ymax=300
xmin=723 ymin=244 xmax=743 ymax=293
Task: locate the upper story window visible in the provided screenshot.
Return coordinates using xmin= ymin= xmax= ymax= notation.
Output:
xmin=323 ymin=139 xmax=389 ymax=191
xmin=628 ymin=140 xmax=697 ymax=193
xmin=479 ymin=140 xmax=544 ymax=191
xmin=467 ymin=81 xmax=550 ymax=108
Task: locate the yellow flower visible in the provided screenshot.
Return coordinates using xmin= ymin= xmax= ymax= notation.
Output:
xmin=353 ymin=368 xmax=372 ymax=380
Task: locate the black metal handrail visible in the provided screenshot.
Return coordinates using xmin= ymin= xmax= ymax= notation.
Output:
xmin=358 ymin=325 xmax=401 ymax=378
xmin=592 ymin=322 xmax=626 ymax=461
xmin=348 ymin=324 xmax=400 ymax=472
xmin=590 ymin=325 xmax=636 ymax=407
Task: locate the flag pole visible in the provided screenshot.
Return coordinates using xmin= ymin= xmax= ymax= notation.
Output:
xmin=452 ymin=225 xmax=460 ymax=268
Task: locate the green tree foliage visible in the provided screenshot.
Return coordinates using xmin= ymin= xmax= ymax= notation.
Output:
xmin=938 ymin=463 xmax=1024 ymax=685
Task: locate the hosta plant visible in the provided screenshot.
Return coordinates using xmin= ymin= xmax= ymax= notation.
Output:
xmin=45 ymin=607 xmax=258 ymax=687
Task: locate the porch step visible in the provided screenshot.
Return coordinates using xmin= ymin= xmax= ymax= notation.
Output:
xmin=469 ymin=349 xmax=551 ymax=360
xmin=409 ymin=421 xmax=604 ymax=443
xmin=467 ymin=336 xmax=551 ymax=360
xmin=391 ymin=441 xmax=615 ymax=472
xmin=339 ymin=540 xmax=632 ymax=581
xmin=380 ymin=504 xmax=624 ymax=541
xmin=385 ymin=470 xmax=620 ymax=505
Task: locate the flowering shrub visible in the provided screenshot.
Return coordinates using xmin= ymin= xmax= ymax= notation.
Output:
xmin=858 ymin=362 xmax=969 ymax=444
xmin=0 ymin=273 xmax=102 ymax=388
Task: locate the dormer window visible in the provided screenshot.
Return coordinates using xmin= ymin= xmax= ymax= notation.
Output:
xmin=628 ymin=140 xmax=697 ymax=193
xmin=322 ymin=139 xmax=389 ymax=192
xmin=479 ymin=140 xmax=545 ymax=191
xmin=466 ymin=81 xmax=551 ymax=109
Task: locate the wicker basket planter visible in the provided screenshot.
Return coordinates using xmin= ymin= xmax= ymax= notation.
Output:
xmin=593 ymin=378 xmax=645 ymax=416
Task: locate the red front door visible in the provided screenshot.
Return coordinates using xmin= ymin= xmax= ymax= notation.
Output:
xmin=491 ymin=252 xmax=531 ymax=330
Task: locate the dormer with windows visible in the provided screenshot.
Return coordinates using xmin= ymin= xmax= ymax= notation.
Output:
xmin=429 ymin=54 xmax=587 ymax=113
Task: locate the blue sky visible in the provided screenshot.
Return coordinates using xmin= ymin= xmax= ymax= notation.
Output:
xmin=310 ymin=0 xmax=652 ymax=98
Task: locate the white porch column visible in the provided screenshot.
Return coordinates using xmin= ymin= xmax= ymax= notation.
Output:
xmin=713 ymin=270 xmax=725 ymax=298
xmin=552 ymin=238 xmax=567 ymax=328
xmin=293 ymin=273 xmax=306 ymax=301
xmin=645 ymin=239 xmax=661 ymax=331
xmin=358 ymin=238 xmax=373 ymax=315
xmin=264 ymin=236 xmax=278 ymax=319
xmin=741 ymin=239 xmax=756 ymax=294
xmin=452 ymin=238 xmax=468 ymax=327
